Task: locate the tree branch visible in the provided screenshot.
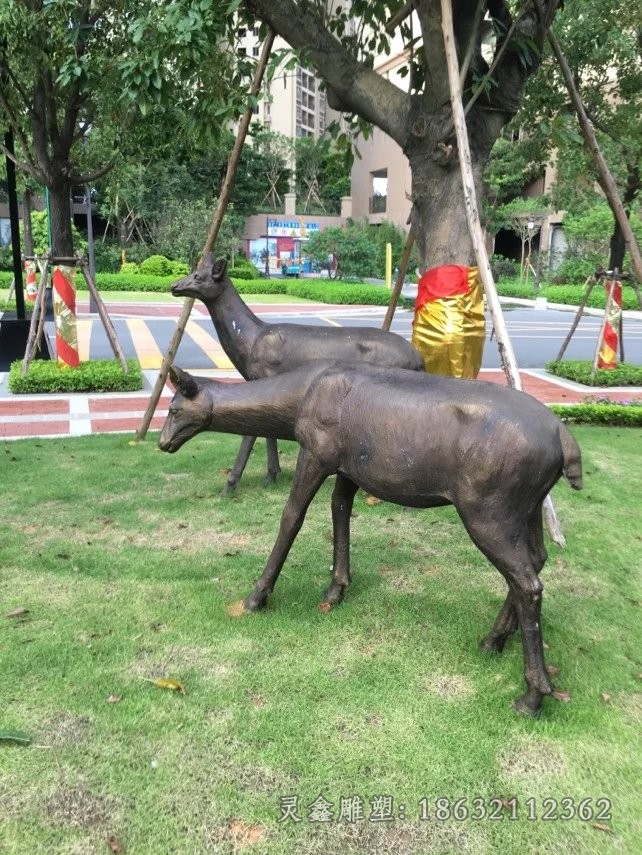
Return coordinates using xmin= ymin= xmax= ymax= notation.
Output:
xmin=67 ymin=159 xmax=115 ymax=184
xmin=0 ymin=141 xmax=44 ymax=183
xmin=245 ymin=0 xmax=411 ymax=144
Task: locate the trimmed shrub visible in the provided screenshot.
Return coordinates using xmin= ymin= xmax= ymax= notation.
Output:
xmin=1 ymin=299 xmax=34 ymax=314
xmin=0 ymin=271 xmax=15 ymax=287
xmin=550 ymin=402 xmax=642 ymax=427
xmin=286 ymin=281 xmax=402 ymax=306
xmin=552 ymin=258 xmax=595 ymax=285
xmin=120 ymin=262 xmax=140 ymax=276
xmin=138 ymin=255 xmax=175 ymax=277
xmin=496 ymin=278 xmax=641 ymax=311
xmin=227 ymin=267 xmax=258 ymax=280
xmin=546 ymin=359 xmax=642 ymax=387
xmin=8 ymin=359 xmax=143 ymax=394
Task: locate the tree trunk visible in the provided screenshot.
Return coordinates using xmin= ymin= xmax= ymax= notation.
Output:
xmin=608 ymin=164 xmax=640 ymax=271
xmin=48 ymin=181 xmax=74 ymax=257
xmin=22 ymin=188 xmax=34 ymax=256
xmin=408 ymin=132 xmax=490 ymax=271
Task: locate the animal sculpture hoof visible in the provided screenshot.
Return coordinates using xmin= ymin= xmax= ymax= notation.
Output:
xmin=479 ymin=635 xmax=507 ymax=654
xmin=261 ymin=473 xmax=280 ymax=487
xmin=322 ymin=584 xmax=346 ymax=607
xmin=221 ymin=483 xmax=237 ymax=498
xmin=512 ymin=690 xmax=544 ymax=717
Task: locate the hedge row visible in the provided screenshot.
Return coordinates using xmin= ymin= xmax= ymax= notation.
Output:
xmin=550 ymin=402 xmax=642 ymax=426
xmin=497 ymin=278 xmax=641 ymax=311
xmin=8 ymin=359 xmax=143 ymax=394
xmin=546 ymin=360 xmax=642 ymax=387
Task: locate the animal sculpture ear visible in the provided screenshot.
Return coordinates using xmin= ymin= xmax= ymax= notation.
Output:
xmin=202 ymin=253 xmax=213 ymax=270
xmin=212 ymin=257 xmax=228 ymax=280
xmin=169 ymin=365 xmax=199 ymax=399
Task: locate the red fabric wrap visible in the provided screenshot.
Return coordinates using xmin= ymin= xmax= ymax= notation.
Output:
xmin=53 ymin=267 xmax=76 ymax=314
xmin=416 ymin=264 xmax=471 ymax=310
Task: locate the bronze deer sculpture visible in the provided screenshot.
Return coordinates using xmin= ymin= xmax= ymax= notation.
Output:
xmin=172 ymin=255 xmax=423 ymax=493
xmin=159 ymin=362 xmax=582 ymax=717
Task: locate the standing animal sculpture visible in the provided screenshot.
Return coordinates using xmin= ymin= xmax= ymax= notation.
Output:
xmin=159 ymin=362 xmax=582 ymax=717
xmin=172 ymin=255 xmax=423 ymax=493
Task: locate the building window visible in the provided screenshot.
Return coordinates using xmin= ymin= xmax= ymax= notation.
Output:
xmin=237 ymin=26 xmax=247 ymax=38
xmin=370 ymin=170 xmax=388 ymax=213
xmin=0 ymin=218 xmax=11 ymax=246
xmin=252 ymin=45 xmax=259 ymax=56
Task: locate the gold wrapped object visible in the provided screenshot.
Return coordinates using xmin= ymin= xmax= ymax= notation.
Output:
xmin=52 ymin=263 xmax=80 ymax=367
xmin=411 ymin=264 xmax=486 ymax=379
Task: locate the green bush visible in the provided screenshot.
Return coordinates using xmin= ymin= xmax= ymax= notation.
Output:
xmin=138 ymin=255 xmax=175 ymax=277
xmin=234 ymin=279 xmax=288 ymax=295
xmin=552 ymin=257 xmax=595 ymax=284
xmin=0 ymin=270 xmax=15 ymax=287
xmin=496 ymin=278 xmax=641 ymax=310
xmin=8 ymin=359 xmax=143 ymax=394
xmin=93 ymin=273 xmax=178 ymax=292
xmin=92 ymin=241 xmax=122 ymax=273
xmin=0 ymin=247 xmax=14 ymax=271
xmin=546 ymin=359 xmax=642 ymax=387
xmin=120 ymin=262 xmax=140 ymax=276
xmin=227 ymin=267 xmax=257 ymax=280
xmin=0 ymin=299 xmax=34 ymax=314
xmin=550 ymin=402 xmax=642 ymax=426
xmin=286 ymin=281 xmax=401 ymax=306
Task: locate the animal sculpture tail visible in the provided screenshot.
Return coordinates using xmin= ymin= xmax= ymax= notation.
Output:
xmin=560 ymin=424 xmax=583 ymax=490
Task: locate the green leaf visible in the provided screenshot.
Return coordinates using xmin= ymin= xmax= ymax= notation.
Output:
xmin=0 ymin=731 xmax=31 ymax=745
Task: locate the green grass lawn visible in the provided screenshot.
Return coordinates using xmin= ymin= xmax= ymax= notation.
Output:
xmin=1 ymin=427 xmax=640 ymax=854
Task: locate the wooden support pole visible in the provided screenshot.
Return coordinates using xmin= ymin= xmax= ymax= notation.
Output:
xmin=136 ymin=30 xmax=276 ymax=441
xmin=21 ymin=255 xmax=49 ymax=376
xmin=555 ymin=274 xmax=596 ymax=362
xmin=439 ymin=0 xmax=565 ymax=546
xmin=382 ymin=228 xmax=415 ymax=331
xmin=77 ymin=255 xmax=129 ymax=374
xmin=546 ymin=27 xmax=642 ymax=288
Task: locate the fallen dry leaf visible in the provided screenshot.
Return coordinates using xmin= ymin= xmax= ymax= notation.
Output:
xmin=227 ymin=819 xmax=267 ymax=847
xmin=220 ymin=467 xmax=232 ymax=475
xmin=106 ymin=695 xmax=122 ymax=704
xmin=147 ymin=678 xmax=185 ymax=695
xmin=365 ymin=495 xmax=383 ymax=506
xmin=107 ymin=836 xmax=126 ymax=852
xmin=591 ymin=823 xmax=613 ymax=833
xmin=4 ymin=607 xmax=29 ymax=619
xmin=601 ymin=692 xmax=611 ymax=703
xmin=546 ymin=665 xmax=560 ymax=677
xmin=552 ymin=690 xmax=571 ymax=703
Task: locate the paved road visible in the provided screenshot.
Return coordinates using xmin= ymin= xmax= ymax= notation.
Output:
xmin=66 ymin=302 xmax=642 ymax=371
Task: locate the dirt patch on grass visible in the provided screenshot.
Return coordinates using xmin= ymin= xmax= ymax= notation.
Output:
xmin=131 ymin=644 xmax=235 ymax=682
xmin=543 ymin=558 xmax=603 ymax=599
xmin=618 ymin=692 xmax=642 ymax=725
xmin=423 ymin=673 xmax=474 ymax=699
xmin=498 ymin=737 xmax=567 ymax=781
xmin=294 ymin=820 xmax=482 ymax=854
xmin=39 ymin=711 xmax=92 ymax=748
xmin=44 ymin=782 xmax=117 ymax=829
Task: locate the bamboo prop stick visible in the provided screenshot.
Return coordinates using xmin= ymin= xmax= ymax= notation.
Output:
xmin=555 ymin=274 xmax=596 ymax=362
xmin=546 ymin=26 xmax=642 ymax=288
xmin=439 ymin=0 xmax=565 ymax=545
xmin=382 ymin=228 xmax=415 ymax=331
xmin=136 ymin=30 xmax=276 ymax=441
xmin=77 ymin=255 xmax=129 ymax=373
xmin=21 ymin=254 xmax=49 ymax=376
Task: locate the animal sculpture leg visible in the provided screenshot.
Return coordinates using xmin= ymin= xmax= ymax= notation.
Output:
xmin=262 ymin=437 xmax=282 ymax=486
xmin=323 ymin=474 xmax=359 ymax=606
xmin=224 ymin=435 xmax=257 ymax=495
xmin=458 ymin=508 xmax=553 ymax=715
xmin=242 ymin=449 xmax=329 ymax=613
xmin=480 ymin=504 xmax=547 ymax=654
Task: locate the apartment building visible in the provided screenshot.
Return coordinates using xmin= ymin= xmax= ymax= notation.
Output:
xmin=235 ymin=25 xmax=327 ymax=139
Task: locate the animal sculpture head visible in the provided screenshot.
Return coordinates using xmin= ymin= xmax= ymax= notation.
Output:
xmin=158 ymin=366 xmax=210 ymax=453
xmin=171 ymin=254 xmax=228 ymax=302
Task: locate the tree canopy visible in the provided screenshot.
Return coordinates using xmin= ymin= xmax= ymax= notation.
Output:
xmin=243 ymin=0 xmax=562 ymax=270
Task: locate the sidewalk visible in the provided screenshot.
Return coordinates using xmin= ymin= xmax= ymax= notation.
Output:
xmin=1 ymin=367 xmax=640 ymax=442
